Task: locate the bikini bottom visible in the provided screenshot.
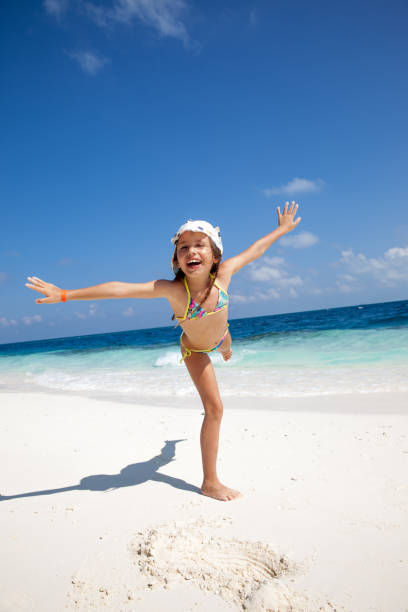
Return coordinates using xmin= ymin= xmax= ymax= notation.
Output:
xmin=179 ymin=325 xmax=229 ymax=363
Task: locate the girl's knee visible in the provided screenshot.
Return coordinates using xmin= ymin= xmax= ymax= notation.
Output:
xmin=203 ymin=398 xmax=223 ymax=419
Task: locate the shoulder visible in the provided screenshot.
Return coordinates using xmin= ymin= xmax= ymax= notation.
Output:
xmin=166 ymin=277 xmax=189 ymax=315
xmin=164 ymin=277 xmax=187 ymax=299
xmin=152 ymin=279 xmax=182 ymax=298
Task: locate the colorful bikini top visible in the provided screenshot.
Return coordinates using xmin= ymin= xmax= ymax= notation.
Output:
xmin=175 ymin=274 xmax=229 ymax=323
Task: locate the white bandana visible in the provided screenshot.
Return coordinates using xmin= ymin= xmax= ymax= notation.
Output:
xmin=171 ymin=220 xmax=223 ymax=254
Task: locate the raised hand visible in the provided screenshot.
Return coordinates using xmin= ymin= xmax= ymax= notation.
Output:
xmin=277 ymin=201 xmax=301 ymax=233
xmin=26 ymin=276 xmax=62 ymax=304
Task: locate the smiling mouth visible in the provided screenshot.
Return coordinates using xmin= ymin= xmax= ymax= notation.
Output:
xmin=187 ymin=260 xmax=201 ymax=269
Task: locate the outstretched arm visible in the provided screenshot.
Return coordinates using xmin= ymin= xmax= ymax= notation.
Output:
xmin=25 ymin=277 xmax=173 ymax=304
xmin=221 ymin=201 xmax=301 ymax=277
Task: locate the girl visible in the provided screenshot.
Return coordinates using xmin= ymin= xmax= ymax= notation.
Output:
xmin=26 ymin=201 xmax=301 ymax=502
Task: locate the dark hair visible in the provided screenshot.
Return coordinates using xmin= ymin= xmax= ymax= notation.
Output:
xmin=171 ymin=238 xmax=222 ymax=320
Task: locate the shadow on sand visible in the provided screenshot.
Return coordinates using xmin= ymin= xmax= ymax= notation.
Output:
xmin=0 ymin=439 xmax=201 ymax=501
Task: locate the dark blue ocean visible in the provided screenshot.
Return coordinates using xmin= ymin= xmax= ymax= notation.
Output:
xmin=1 ymin=299 xmax=407 ymax=402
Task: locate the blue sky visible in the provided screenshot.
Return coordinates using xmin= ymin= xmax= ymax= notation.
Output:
xmin=1 ymin=0 xmax=408 ymax=344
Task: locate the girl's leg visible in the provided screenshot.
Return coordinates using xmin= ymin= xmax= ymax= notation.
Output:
xmin=183 ymin=351 xmax=241 ymax=501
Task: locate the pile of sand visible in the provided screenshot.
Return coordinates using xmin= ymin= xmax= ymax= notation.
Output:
xmin=130 ymin=517 xmax=341 ymax=611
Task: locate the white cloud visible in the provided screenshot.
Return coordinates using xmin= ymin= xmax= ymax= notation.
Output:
xmin=230 ymin=293 xmax=257 ymax=304
xmin=85 ymin=0 xmax=189 ymax=44
xmin=335 ymin=274 xmax=357 ymax=292
xmin=44 ymin=0 xmax=68 ymax=19
xmin=122 ymin=306 xmax=135 ymax=316
xmin=249 ymin=256 xmax=285 ymax=282
xmin=336 ymin=281 xmax=354 ymax=293
xmin=74 ymin=303 xmax=98 ymax=319
xmin=22 ymin=314 xmax=42 ymax=326
xmin=258 ymin=288 xmax=280 ymax=300
xmin=339 ymin=274 xmax=356 ymax=283
xmin=248 ymin=257 xmax=303 ymax=290
xmin=0 ymin=272 xmax=8 ymax=284
xmin=278 ymin=275 xmax=303 ymax=287
xmin=386 ymin=247 xmax=408 ymax=259
xmin=263 ymin=177 xmax=324 ymax=197
xmin=0 ymin=317 xmax=17 ymax=327
xmin=232 ymin=256 xmax=304 ymax=303
xmin=230 ymin=287 xmax=282 ymax=304
xmin=230 ymin=288 xmax=281 ymax=303
xmin=250 ymin=266 xmax=281 ymax=282
xmin=280 ymin=231 xmax=318 ymax=249
xmin=339 ymin=245 xmax=408 ymax=286
xmin=69 ymin=51 xmax=109 ymax=75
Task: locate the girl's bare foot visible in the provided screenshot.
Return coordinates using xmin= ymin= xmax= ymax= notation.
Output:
xmin=201 ymin=480 xmax=242 ymax=501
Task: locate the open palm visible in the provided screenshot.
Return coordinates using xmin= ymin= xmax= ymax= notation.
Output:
xmin=277 ymin=201 xmax=301 ymax=233
xmin=26 ymin=276 xmax=62 ymax=304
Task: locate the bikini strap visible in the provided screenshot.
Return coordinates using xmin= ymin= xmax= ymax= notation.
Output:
xmin=175 ymin=276 xmax=191 ymax=322
xmin=211 ymin=275 xmax=228 ymax=296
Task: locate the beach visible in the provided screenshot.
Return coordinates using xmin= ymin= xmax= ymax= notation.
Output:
xmin=1 ymin=390 xmax=407 ymax=611
xmin=3 ymin=0 xmax=408 ymax=607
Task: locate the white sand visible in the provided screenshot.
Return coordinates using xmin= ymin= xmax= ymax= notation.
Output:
xmin=0 ymin=391 xmax=407 ymax=611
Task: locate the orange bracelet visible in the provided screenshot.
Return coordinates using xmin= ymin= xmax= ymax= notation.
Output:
xmin=61 ymin=289 xmax=67 ymax=302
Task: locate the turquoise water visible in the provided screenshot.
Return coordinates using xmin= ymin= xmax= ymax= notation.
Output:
xmin=1 ymin=300 xmax=407 ymax=401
